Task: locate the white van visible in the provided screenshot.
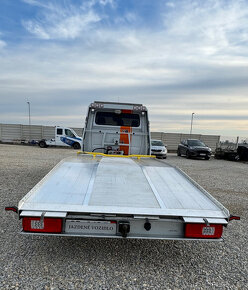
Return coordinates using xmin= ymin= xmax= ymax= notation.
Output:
xmin=38 ymin=126 xmax=82 ymax=149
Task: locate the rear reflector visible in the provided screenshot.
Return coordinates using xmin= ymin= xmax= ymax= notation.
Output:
xmin=229 ymin=215 xmax=240 ymax=221
xmin=121 ymin=109 xmax=132 ymax=114
xmin=185 ymin=223 xmax=223 ymax=239
xmin=22 ymin=217 xmax=62 ymax=233
xmin=5 ymin=206 xmax=18 ymax=213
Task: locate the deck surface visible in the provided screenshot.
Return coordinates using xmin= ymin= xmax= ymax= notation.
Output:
xmin=19 ymin=155 xmax=228 ymax=218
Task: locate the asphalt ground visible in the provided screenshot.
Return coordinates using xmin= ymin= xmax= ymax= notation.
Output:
xmin=0 ymin=144 xmax=247 ymax=289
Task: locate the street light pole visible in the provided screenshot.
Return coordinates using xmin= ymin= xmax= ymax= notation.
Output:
xmin=190 ymin=112 xmax=195 ymax=135
xmin=27 ymin=101 xmax=31 ymax=141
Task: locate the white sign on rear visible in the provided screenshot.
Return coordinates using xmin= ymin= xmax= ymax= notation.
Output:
xmin=65 ymin=220 xmax=117 ymax=235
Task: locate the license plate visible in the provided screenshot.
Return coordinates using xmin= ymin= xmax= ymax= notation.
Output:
xmin=202 ymin=226 xmax=215 ymax=235
xmin=200 ymin=153 xmax=206 ymax=156
xmin=65 ymin=220 xmax=117 ymax=235
xmin=31 ymin=220 xmax=44 ymax=229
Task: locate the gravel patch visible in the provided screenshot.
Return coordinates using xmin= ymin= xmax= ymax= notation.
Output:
xmin=0 ymin=144 xmax=247 ymax=289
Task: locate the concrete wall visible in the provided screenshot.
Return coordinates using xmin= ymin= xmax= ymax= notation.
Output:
xmin=0 ymin=124 xmax=83 ymax=143
xmin=0 ymin=123 xmax=220 ymax=151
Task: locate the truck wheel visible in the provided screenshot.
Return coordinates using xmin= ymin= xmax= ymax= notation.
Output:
xmin=177 ymin=149 xmax=181 ymax=156
xmin=214 ymin=154 xmax=221 ymax=159
xmin=73 ymin=142 xmax=81 ymax=150
xmin=205 ymin=156 xmax=210 ymax=160
xmin=186 ymin=151 xmax=191 ymax=159
xmin=39 ymin=141 xmax=47 ymax=148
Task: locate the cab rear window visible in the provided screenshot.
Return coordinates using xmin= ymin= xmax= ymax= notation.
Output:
xmin=95 ymin=112 xmax=140 ymax=127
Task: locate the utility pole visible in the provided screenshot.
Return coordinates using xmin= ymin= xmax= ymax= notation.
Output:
xmin=27 ymin=101 xmax=31 ymax=141
xmin=190 ymin=112 xmax=195 ymax=135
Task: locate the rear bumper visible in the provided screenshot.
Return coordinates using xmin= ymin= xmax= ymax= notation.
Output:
xmin=20 ymin=214 xmax=227 ymax=241
xmin=189 ymin=151 xmax=211 ymax=157
xmin=20 ymin=231 xmax=223 ymax=241
xmin=151 ymin=152 xmax=167 ymax=158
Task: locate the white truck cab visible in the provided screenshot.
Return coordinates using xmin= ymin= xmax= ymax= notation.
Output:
xmin=83 ymin=102 xmax=150 ymax=155
xmin=39 ymin=126 xmax=82 ymax=149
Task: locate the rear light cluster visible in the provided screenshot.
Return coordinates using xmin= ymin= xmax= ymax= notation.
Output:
xmin=185 ymin=223 xmax=223 ymax=239
xmin=22 ymin=217 xmax=62 ymax=233
xmin=90 ymin=103 xmax=104 ymax=109
xmin=133 ymin=105 xmax=147 ymax=111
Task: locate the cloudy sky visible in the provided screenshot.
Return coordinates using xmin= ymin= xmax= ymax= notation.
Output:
xmin=0 ymin=0 xmax=247 ymax=137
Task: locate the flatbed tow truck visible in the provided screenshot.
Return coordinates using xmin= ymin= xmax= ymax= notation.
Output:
xmin=6 ymin=102 xmax=239 ymax=240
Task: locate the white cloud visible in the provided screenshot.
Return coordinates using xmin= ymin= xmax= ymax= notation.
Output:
xmin=99 ymin=0 xmax=115 ymax=7
xmin=1 ymin=0 xmax=248 ymax=135
xmin=0 ymin=31 xmax=6 ymax=49
xmin=22 ymin=0 xmax=102 ymax=39
xmin=22 ymin=0 xmax=42 ymax=6
xmin=24 ymin=21 xmax=50 ymax=39
xmin=22 ymin=0 xmax=55 ymax=10
xmin=5 ymin=0 xmax=248 ymax=92
xmin=161 ymin=0 xmax=248 ymax=58
xmin=0 ymin=39 xmax=6 ymax=49
xmin=124 ymin=12 xmax=137 ymax=23
xmin=165 ymin=2 xmax=175 ymax=8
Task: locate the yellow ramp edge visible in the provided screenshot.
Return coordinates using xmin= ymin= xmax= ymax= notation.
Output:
xmin=77 ymin=151 xmax=156 ymax=160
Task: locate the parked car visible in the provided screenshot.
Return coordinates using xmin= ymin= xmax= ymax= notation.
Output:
xmin=151 ymin=139 xmax=167 ymax=159
xmin=177 ymin=139 xmax=211 ymax=160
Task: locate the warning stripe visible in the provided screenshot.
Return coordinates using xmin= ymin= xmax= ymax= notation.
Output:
xmin=120 ymin=126 xmax=132 ymax=155
xmin=119 ymin=110 xmax=132 ymax=155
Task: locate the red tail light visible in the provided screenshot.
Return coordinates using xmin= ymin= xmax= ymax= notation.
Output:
xmin=22 ymin=217 xmax=62 ymax=233
xmin=185 ymin=223 xmax=223 ymax=239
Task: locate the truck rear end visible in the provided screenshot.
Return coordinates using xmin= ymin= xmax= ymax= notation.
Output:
xmin=14 ymin=154 xmax=233 ymax=241
xmin=5 ymin=101 xmax=239 ymax=241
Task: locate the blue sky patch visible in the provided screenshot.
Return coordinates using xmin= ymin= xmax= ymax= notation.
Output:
xmin=0 ymin=0 xmax=248 ymax=137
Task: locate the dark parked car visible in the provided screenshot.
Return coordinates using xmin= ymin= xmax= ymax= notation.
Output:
xmin=177 ymin=139 xmax=212 ymax=160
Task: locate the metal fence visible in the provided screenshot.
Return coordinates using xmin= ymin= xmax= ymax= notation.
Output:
xmin=0 ymin=123 xmax=220 ymax=151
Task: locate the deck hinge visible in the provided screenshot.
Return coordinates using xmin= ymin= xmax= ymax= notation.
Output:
xmin=40 ymin=212 xmax=46 ymax=222
xmin=203 ymin=218 xmax=210 ymax=226
xmin=133 ymin=215 xmax=159 ymax=220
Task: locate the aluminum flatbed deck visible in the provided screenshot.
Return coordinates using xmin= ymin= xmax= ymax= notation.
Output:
xmin=19 ymin=155 xmax=229 ymax=220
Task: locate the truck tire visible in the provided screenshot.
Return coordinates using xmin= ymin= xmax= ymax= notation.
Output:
xmin=39 ymin=140 xmax=47 ymax=148
xmin=214 ymin=154 xmax=221 ymax=159
xmin=73 ymin=142 xmax=81 ymax=150
xmin=177 ymin=149 xmax=181 ymax=156
xmin=205 ymin=156 xmax=210 ymax=160
xmin=186 ymin=151 xmax=191 ymax=159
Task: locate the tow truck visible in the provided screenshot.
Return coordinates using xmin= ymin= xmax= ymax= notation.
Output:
xmin=5 ymin=102 xmax=239 ymax=240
